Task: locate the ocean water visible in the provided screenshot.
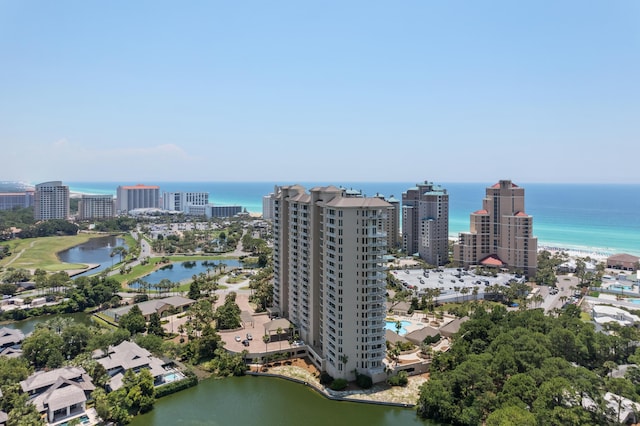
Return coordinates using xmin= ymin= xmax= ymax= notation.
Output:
xmin=65 ymin=181 xmax=640 ymax=256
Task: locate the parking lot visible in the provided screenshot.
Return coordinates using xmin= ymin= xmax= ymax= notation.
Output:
xmin=390 ymin=267 xmax=524 ymax=303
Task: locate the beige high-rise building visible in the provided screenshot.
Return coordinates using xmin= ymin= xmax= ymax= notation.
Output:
xmin=78 ymin=195 xmax=115 ymax=220
xmin=34 ymin=181 xmax=69 ymax=221
xmin=453 ymin=180 xmax=537 ymax=277
xmin=402 ymin=181 xmax=449 ymax=266
xmin=273 ymin=185 xmax=388 ymax=382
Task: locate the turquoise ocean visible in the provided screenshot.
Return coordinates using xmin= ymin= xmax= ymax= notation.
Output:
xmin=66 ymin=181 xmax=640 ymax=257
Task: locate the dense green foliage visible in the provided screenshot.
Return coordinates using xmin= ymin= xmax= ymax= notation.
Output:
xmin=417 ymin=305 xmax=640 ymax=425
xmin=215 ymin=292 xmax=241 ymax=330
xmin=0 ymin=207 xmax=35 ymax=241
xmin=17 ymin=219 xmax=79 ymax=238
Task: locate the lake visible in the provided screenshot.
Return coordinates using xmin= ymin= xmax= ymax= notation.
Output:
xmin=57 ymin=235 xmax=127 ymax=276
xmin=131 ymin=259 xmax=242 ymax=286
xmin=0 ymin=312 xmax=93 ymax=335
xmin=130 ymin=375 xmax=433 ymax=426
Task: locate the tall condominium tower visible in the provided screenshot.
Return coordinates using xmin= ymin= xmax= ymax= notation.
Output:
xmin=373 ymin=193 xmax=400 ymax=250
xmin=453 ymin=180 xmax=537 ymax=277
xmin=401 ymin=181 xmax=449 ymax=266
xmin=162 ymin=192 xmax=208 ymax=212
xmin=262 ymin=193 xmax=276 ymax=220
xmin=78 ymin=195 xmax=115 ymax=220
xmin=116 ymin=184 xmax=160 ymax=214
xmin=273 ymin=185 xmax=389 ymax=382
xmin=34 ymin=181 xmax=69 ymax=220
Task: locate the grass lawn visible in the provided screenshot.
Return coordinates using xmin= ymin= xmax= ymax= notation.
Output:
xmin=0 ymin=234 xmax=110 ymax=272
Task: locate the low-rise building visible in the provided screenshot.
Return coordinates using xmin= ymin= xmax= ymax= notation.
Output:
xmin=95 ymin=340 xmax=168 ymax=391
xmin=107 ymin=296 xmax=195 ymax=322
xmin=0 ymin=327 xmax=25 ymax=350
xmin=592 ymin=305 xmax=640 ymax=327
xmin=20 ymin=366 xmax=95 ymax=424
xmin=607 ymin=253 xmax=640 ymax=271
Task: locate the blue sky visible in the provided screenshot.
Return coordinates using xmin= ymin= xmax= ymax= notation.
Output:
xmin=1 ymin=1 xmax=639 ymax=183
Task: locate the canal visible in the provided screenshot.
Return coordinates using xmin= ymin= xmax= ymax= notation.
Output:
xmin=130 ymin=375 xmax=434 ymax=426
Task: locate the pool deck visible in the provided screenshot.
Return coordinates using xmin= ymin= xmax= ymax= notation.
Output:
xmin=49 ymin=408 xmax=99 ymax=426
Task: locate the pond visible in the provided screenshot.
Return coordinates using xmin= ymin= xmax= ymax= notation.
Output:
xmin=57 ymin=235 xmax=127 ymax=277
xmin=0 ymin=312 xmax=93 ymax=335
xmin=130 ymin=259 xmax=242 ymax=287
xmin=130 ymin=375 xmax=434 ymax=426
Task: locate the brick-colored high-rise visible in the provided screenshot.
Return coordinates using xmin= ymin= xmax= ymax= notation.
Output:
xmin=453 ymin=180 xmax=537 ymax=277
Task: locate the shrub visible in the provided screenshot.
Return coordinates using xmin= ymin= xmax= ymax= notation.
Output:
xmin=387 ymin=370 xmax=409 ymax=386
xmin=330 ymin=378 xmax=348 ymax=391
xmin=356 ymin=373 xmax=373 ymax=389
xmin=319 ymin=372 xmax=334 ymax=385
xmin=155 ymin=371 xmax=198 ymax=398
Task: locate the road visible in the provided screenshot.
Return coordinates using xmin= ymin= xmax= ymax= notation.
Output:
xmin=541 ymin=275 xmax=581 ymax=313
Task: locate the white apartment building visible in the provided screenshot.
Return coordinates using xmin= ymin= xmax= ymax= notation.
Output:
xmin=116 ymin=184 xmax=160 ymax=214
xmin=262 ymin=193 xmax=276 ymax=220
xmin=274 ymin=185 xmax=389 ymax=382
xmin=78 ymin=194 xmax=115 ymax=220
xmin=162 ymin=192 xmax=209 ymax=212
xmin=402 ymin=181 xmax=449 ymax=266
xmin=34 ymin=181 xmax=69 ymax=220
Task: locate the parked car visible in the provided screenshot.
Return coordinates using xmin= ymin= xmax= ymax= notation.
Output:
xmin=235 ymin=336 xmax=241 ymax=342
xmin=242 ymin=339 xmax=250 ymax=347
xmin=246 ymin=333 xmax=253 ymax=340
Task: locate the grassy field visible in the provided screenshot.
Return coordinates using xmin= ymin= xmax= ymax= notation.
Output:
xmin=0 ymin=234 xmax=111 ymax=272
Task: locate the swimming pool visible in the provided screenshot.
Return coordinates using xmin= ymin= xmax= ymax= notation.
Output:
xmin=385 ymin=320 xmax=411 ymax=336
xmin=162 ymin=371 xmax=185 ymax=383
xmin=608 ymin=284 xmax=633 ymax=291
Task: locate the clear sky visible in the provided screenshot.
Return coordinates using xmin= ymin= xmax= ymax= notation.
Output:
xmin=1 ymin=1 xmax=639 ymax=183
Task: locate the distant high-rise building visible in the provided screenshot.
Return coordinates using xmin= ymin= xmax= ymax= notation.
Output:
xmin=402 ymin=181 xmax=449 ymax=266
xmin=262 ymin=193 xmax=276 ymax=220
xmin=116 ymin=184 xmax=160 ymax=214
xmin=274 ymin=185 xmax=389 ymax=383
xmin=186 ymin=204 xmax=243 ymax=218
xmin=0 ymin=190 xmax=34 ymax=211
xmin=34 ymin=181 xmax=69 ymax=220
xmin=373 ymin=193 xmax=400 ymax=250
xmin=78 ymin=195 xmax=115 ymax=220
xmin=453 ymin=180 xmax=538 ymax=277
xmin=162 ymin=192 xmax=208 ymax=212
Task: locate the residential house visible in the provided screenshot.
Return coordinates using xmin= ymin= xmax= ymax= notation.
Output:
xmin=95 ymin=341 xmax=167 ymax=391
xmin=20 ymin=366 xmax=94 ymax=424
xmin=0 ymin=327 xmax=25 ymax=350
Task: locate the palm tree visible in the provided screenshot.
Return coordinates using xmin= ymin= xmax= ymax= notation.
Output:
xmin=460 ymin=287 xmax=470 ymax=302
xmin=110 ymin=246 xmax=128 ymax=264
xmin=276 ymin=327 xmax=283 ymax=350
xmin=263 ymin=334 xmax=270 ymax=353
xmin=339 ymin=354 xmax=349 ymax=373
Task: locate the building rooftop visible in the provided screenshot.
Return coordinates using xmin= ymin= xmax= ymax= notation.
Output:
xmin=20 ymin=367 xmax=88 ymax=394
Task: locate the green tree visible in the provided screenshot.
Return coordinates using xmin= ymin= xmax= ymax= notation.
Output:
xmin=119 ymin=304 xmax=147 ymax=335
xmin=61 ymin=323 xmax=91 ymax=360
xmin=21 ymin=328 xmax=64 ymax=368
xmin=188 ymin=280 xmax=201 ymax=300
xmin=147 ymin=312 xmax=165 ymax=337
xmin=486 ymin=405 xmax=536 ymax=426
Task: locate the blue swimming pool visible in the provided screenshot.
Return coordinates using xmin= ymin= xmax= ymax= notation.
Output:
xmin=162 ymin=372 xmax=185 ymax=383
xmin=385 ymin=320 xmax=411 ymax=336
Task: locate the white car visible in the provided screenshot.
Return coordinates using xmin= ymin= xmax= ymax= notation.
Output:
xmin=235 ymin=336 xmax=241 ymax=342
